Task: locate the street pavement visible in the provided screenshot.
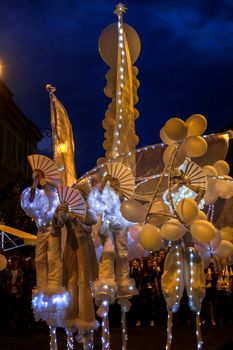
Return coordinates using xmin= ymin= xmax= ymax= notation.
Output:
xmin=0 ymin=324 xmax=233 ymax=350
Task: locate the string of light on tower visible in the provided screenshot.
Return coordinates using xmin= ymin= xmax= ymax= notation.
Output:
xmin=113 ymin=3 xmax=127 ymax=157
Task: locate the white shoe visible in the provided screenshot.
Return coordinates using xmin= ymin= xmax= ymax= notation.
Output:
xmin=150 ymin=320 xmax=155 ymax=327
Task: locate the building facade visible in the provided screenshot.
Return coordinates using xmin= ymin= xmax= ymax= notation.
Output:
xmin=0 ymin=80 xmax=41 ymax=188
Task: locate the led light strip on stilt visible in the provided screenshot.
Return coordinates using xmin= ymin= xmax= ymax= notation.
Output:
xmin=101 ymin=300 xmax=110 ymax=350
xmin=49 ymin=325 xmax=58 ymax=350
xmin=165 ymin=310 xmax=173 ymax=350
xmin=66 ymin=329 xmax=74 ymax=350
xmin=121 ymin=305 xmax=128 ymax=350
xmin=196 ymin=311 xmax=203 ymax=350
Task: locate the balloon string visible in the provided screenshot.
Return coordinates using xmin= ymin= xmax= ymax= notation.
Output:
xmin=196 ymin=312 xmax=203 ymax=350
xmin=49 ymin=325 xmax=58 ymax=350
xmin=145 ymin=146 xmax=177 ymax=222
xmin=165 ymin=310 xmax=173 ymax=350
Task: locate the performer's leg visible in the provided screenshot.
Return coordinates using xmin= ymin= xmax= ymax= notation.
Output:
xmin=47 ymin=229 xmax=63 ymax=290
xmin=115 ymin=229 xmax=137 ymax=298
xmin=35 ymin=230 xmax=49 ymax=290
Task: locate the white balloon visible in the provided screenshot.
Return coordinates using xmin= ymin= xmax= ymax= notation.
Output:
xmin=195 ymin=244 xmax=211 ymax=268
xmin=120 ymin=199 xmax=147 ymax=223
xmin=164 ymin=118 xmax=187 ymax=141
xmin=215 ymin=176 xmax=233 ymax=199
xmin=0 ymin=254 xmax=7 ymax=271
xmin=163 ymin=144 xmax=186 ymax=167
xmin=186 ymin=114 xmax=207 ymax=137
xmin=147 ymin=201 xmax=170 ymax=225
xmin=184 ymin=136 xmax=208 ymax=158
xmin=195 ymin=210 xmax=208 ymax=221
xmin=176 ymin=198 xmax=198 ymax=224
xmin=191 ymin=220 xmax=216 ymax=243
xmin=160 ymin=219 xmax=186 ymax=241
xmin=139 ymin=224 xmax=162 ymax=251
xmin=160 ymin=127 xmax=174 ymax=145
xmin=213 ymin=160 xmax=230 ymax=176
xmin=211 ymin=229 xmax=222 ymax=250
xmin=202 ymin=165 xmax=218 ymax=177
xmin=214 ymin=240 xmax=233 ymax=259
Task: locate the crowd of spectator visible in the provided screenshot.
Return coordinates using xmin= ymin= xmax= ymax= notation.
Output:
xmin=128 ymin=251 xmax=233 ymax=327
xmin=0 ymin=250 xmax=233 ymax=336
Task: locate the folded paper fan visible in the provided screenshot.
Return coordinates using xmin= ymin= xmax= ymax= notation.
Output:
xmin=27 ymin=154 xmax=61 ymax=185
xmin=57 ymin=186 xmax=86 ymax=218
xmin=105 ymin=162 xmax=135 ymax=198
xmin=178 ymin=160 xmax=207 ymax=197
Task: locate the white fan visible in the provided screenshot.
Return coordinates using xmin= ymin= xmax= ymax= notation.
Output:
xmin=27 ymin=154 xmax=61 ymax=185
xmin=105 ymin=162 xmax=135 ymax=198
xmin=57 ymin=186 xmax=86 ymax=219
xmin=178 ymin=160 xmax=207 ymax=196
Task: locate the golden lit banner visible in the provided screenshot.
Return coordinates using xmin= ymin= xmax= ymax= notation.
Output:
xmin=49 ymin=88 xmax=77 ymax=187
xmin=0 ymin=224 xmax=37 ymax=241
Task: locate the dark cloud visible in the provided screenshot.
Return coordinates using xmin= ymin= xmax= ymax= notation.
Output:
xmin=0 ymin=0 xmax=233 ymax=174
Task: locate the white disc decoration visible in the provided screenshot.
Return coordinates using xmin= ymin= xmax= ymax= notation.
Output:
xmin=99 ymin=23 xmax=141 ymax=67
xmin=106 ymin=162 xmax=135 ymax=199
xmin=179 ymin=160 xmax=207 ymax=196
xmin=120 ymin=199 xmax=147 ymax=222
xmin=214 ymin=240 xmax=233 ymax=259
xmin=57 ymin=186 xmax=86 ymax=219
xmin=191 ymin=220 xmax=216 ymax=243
xmin=27 ymin=154 xmax=61 ymax=184
xmin=139 ymin=224 xmax=162 ymax=251
xmin=160 ymin=219 xmax=186 ymax=241
xmin=176 ymin=198 xmax=198 ymax=224
xmin=0 ymin=254 xmax=7 ymax=271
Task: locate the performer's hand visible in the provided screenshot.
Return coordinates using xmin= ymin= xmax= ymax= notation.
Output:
xmin=56 ymin=203 xmax=69 ymax=213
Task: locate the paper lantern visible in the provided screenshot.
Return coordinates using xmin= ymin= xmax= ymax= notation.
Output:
xmin=120 ymin=199 xmax=147 ymax=222
xmin=186 ymin=114 xmax=207 ymax=137
xmin=160 ymin=127 xmax=174 ymax=145
xmin=164 ymin=118 xmax=187 ymax=141
xmin=147 ymin=201 xmax=170 ymax=225
xmin=184 ymin=136 xmax=208 ymax=158
xmin=139 ymin=224 xmax=162 ymax=251
xmin=191 ymin=220 xmax=216 ymax=243
xmin=214 ymin=240 xmax=233 ymax=259
xmin=213 ymin=160 xmax=230 ymax=176
xmin=163 ymin=144 xmax=186 ymax=167
xmin=176 ymin=198 xmax=198 ymax=224
xmin=0 ymin=254 xmax=7 ymax=272
xmin=160 ymin=219 xmax=186 ymax=241
xmin=202 ymin=165 xmax=218 ymax=177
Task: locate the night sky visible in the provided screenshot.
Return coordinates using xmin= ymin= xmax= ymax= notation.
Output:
xmin=1 ymin=0 xmax=233 ymax=176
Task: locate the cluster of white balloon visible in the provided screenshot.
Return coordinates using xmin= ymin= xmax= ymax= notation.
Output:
xmin=119 ymin=114 xmax=233 ymax=267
